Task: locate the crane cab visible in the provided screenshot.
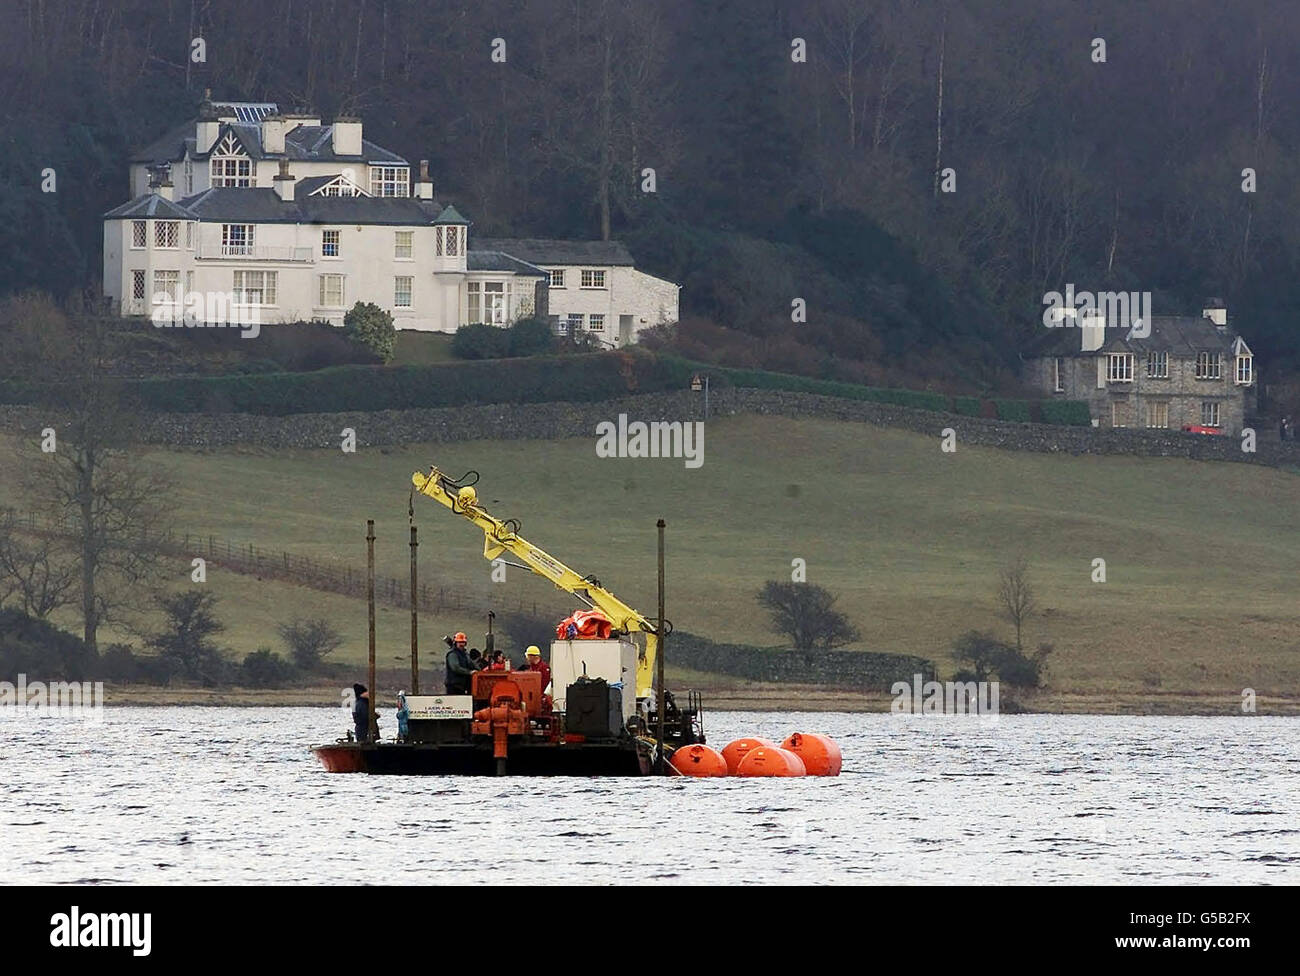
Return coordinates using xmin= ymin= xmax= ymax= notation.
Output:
xmin=550 ymin=638 xmax=639 ymax=728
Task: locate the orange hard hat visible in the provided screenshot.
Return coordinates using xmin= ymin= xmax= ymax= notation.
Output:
xmin=454 ymin=632 xmax=467 ymax=643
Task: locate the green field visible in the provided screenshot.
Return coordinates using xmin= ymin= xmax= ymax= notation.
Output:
xmin=4 ymin=415 xmax=1299 ymax=702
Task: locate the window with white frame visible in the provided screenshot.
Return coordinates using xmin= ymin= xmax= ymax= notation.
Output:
xmin=322 ymin=229 xmax=340 ymax=258
xmin=185 ymin=271 xmax=194 ymax=295
xmin=183 ymin=158 xmax=193 ymax=195
xmin=234 ymin=270 xmax=277 ymax=306
xmin=549 ymin=269 xmax=565 ymax=288
xmin=210 ymin=133 xmax=252 ymax=187
xmin=1235 ymin=355 xmax=1253 ymax=385
xmin=185 ymin=222 xmax=195 ymax=249
xmin=131 ymin=221 xmax=146 ymax=248
xmin=152 ymin=270 xmax=180 ymax=304
xmin=394 ymin=231 xmax=413 ymax=259
xmin=318 ymin=274 xmax=345 ymax=308
xmin=566 ymin=313 xmax=584 ymax=332
xmin=316 ymin=176 xmax=366 ymax=197
xmin=587 ymin=313 xmax=605 ymax=332
xmin=1194 ymin=351 xmax=1222 ymax=380
xmin=221 ymin=224 xmax=254 ymax=256
xmin=435 ymin=227 xmax=444 ymax=257
xmin=581 ymin=269 xmax=606 ymax=288
xmin=445 ymin=226 xmax=459 ymax=256
xmin=1146 ymin=401 xmax=1168 ymax=429
xmin=395 ymin=276 xmax=413 ymax=308
xmin=484 ymin=282 xmax=505 ymax=324
xmin=131 ymin=270 xmax=146 ymax=301
xmin=369 ymin=166 xmax=409 ymax=197
xmin=1201 ymin=401 xmax=1221 ymax=427
xmin=1146 ymin=350 xmax=1168 ymax=378
xmin=1053 ymin=357 xmax=1065 ymax=392
xmin=466 ymin=282 xmax=481 ymax=323
xmin=1106 ymin=353 xmax=1133 ymax=383
xmin=1111 ymin=401 xmax=1128 ymax=428
xmin=155 ymin=221 xmax=178 ymax=248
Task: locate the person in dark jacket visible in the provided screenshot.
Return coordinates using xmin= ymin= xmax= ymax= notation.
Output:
xmin=444 ymin=632 xmax=474 ymax=694
xmin=352 ymin=683 xmax=371 ymax=742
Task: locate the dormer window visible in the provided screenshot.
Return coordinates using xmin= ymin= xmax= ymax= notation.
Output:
xmin=1236 ymin=354 xmax=1253 ymax=385
xmin=313 ymin=175 xmax=368 ymax=197
xmin=210 ymin=132 xmax=252 ymax=187
xmin=369 ymin=166 xmax=409 ymax=197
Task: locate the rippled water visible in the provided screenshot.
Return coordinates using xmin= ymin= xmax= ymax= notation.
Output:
xmin=2 ymin=708 xmax=1296 ymax=884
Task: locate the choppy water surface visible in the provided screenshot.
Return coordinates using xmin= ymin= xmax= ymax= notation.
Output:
xmin=2 ymin=709 xmax=1296 ymax=884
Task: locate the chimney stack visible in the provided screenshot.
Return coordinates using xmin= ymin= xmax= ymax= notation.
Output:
xmin=261 ymin=114 xmax=286 ymax=155
xmin=1080 ymin=307 xmax=1105 ymax=352
xmin=148 ymin=163 xmax=174 ymax=201
xmin=273 ymin=158 xmax=296 ymax=201
xmin=1202 ymin=298 xmax=1227 ymax=327
xmin=331 ymin=117 xmax=363 ymax=156
xmin=415 ymin=159 xmax=434 ymax=200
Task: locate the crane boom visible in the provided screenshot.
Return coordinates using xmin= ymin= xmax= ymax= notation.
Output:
xmin=412 ymin=466 xmax=660 ymax=699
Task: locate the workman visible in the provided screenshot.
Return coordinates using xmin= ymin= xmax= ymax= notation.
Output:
xmin=522 ymin=645 xmax=551 ymax=692
xmin=444 ymin=632 xmax=474 ymax=694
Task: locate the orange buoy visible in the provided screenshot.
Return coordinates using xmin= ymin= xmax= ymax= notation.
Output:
xmin=721 ymin=737 xmax=776 ymax=775
xmin=669 ymin=744 xmax=729 ymax=777
xmin=735 ymin=746 xmax=806 ymax=777
xmin=781 ymin=732 xmax=843 ymax=777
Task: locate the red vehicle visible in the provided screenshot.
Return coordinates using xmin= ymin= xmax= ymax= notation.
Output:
xmin=1181 ymin=424 xmax=1223 ymax=435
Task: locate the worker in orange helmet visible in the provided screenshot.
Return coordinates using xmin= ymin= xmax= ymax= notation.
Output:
xmin=522 ymin=645 xmax=551 ymax=694
xmin=444 ymin=631 xmax=474 ymax=695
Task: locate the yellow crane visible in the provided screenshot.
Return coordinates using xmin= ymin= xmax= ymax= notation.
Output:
xmin=411 ymin=465 xmax=662 ymax=699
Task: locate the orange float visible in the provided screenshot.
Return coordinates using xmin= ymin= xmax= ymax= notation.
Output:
xmin=781 ymin=732 xmax=843 ymax=777
xmin=735 ymin=746 xmax=806 ymax=777
xmin=669 ymin=744 xmax=729 ymax=777
xmin=721 ymin=737 xmax=776 ymax=775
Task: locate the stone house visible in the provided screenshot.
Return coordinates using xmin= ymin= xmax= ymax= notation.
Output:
xmin=1025 ymin=300 xmax=1256 ymax=435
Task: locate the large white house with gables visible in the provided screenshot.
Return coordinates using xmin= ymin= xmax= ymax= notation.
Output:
xmin=103 ymin=97 xmax=678 ymax=341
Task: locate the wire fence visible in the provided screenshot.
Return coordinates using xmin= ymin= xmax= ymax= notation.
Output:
xmin=1 ymin=507 xmax=545 ymax=620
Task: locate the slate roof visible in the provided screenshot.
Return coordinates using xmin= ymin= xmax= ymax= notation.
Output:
xmin=467 ymin=251 xmax=548 ymax=276
xmin=103 ymin=194 xmax=197 ymax=219
xmin=1026 ymin=315 xmax=1242 ymax=359
xmin=474 ymin=238 xmax=635 ymax=266
xmin=169 ymin=187 xmax=442 ymax=226
xmin=130 ymin=120 xmax=406 ymax=164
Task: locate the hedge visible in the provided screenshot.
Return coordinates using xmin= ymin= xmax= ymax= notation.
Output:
xmin=993 ymin=398 xmax=1032 ymax=423
xmin=0 ymin=348 xmax=1095 ymax=427
xmin=1040 ymin=399 xmax=1094 ymax=426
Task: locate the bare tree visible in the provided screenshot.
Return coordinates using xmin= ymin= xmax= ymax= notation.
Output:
xmin=757 ymin=581 xmax=860 ymax=651
xmin=278 ymin=617 xmax=344 ymax=671
xmin=0 ymin=514 xmax=78 ymax=619
xmin=996 ymin=554 xmax=1037 ymax=650
xmin=21 ymin=319 xmax=173 ymax=653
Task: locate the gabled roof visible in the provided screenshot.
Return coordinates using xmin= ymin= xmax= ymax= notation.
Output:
xmin=297 ymin=174 xmax=371 ymax=197
xmin=1027 ymin=314 xmax=1244 ymax=359
xmin=130 ymin=120 xmax=407 ymax=165
xmin=103 ymin=194 xmax=196 ymax=219
xmin=474 ymin=238 xmax=635 ymax=266
xmin=467 ymin=251 xmax=548 ymax=276
xmin=174 ymin=187 xmax=443 ymax=226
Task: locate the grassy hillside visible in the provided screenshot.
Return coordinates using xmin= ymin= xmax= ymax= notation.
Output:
xmin=3 ymin=414 xmax=1298 ymax=701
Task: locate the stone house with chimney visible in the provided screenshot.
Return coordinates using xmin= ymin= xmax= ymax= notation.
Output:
xmin=1025 ymin=300 xmax=1257 ymax=435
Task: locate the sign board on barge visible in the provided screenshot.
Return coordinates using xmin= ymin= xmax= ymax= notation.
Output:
xmin=405 ymin=695 xmax=473 ymax=720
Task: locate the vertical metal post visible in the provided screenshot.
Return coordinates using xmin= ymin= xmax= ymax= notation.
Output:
xmin=367 ymin=519 xmax=377 ymax=741
xmin=656 ymin=518 xmax=666 ymax=773
xmin=410 ymin=524 xmax=419 ymax=695
xmin=704 ymin=375 xmax=710 ymax=421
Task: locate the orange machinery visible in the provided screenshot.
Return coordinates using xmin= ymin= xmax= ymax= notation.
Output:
xmin=471 ymin=670 xmax=547 ymax=775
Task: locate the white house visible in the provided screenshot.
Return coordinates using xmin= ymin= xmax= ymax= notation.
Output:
xmin=103 ymin=96 xmax=678 ymax=340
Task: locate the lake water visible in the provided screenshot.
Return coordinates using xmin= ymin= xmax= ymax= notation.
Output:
xmin=2 ymin=708 xmax=1296 ymax=884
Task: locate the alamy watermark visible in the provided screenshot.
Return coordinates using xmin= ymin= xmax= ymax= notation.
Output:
xmin=1042 ymin=286 xmax=1152 ymax=338
xmin=150 ymin=289 xmax=262 ymax=338
xmin=0 ymin=674 xmax=105 ymax=722
xmin=595 ymin=414 xmax=704 ymax=469
xmin=891 ymin=673 xmax=1000 ymax=720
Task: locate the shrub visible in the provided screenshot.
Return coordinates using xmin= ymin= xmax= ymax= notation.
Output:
xmin=342 ymin=302 xmax=397 ymax=363
xmin=951 ymin=396 xmax=981 ymax=417
xmin=452 ymin=323 xmax=510 ymax=360
xmin=278 ymin=617 xmax=344 ymax=671
xmin=508 ymin=318 xmax=556 ymax=357
xmin=240 ymin=648 xmax=297 ymax=687
xmin=1041 ymin=399 xmax=1093 ymax=426
xmin=994 ymin=399 xmax=1032 ymax=422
